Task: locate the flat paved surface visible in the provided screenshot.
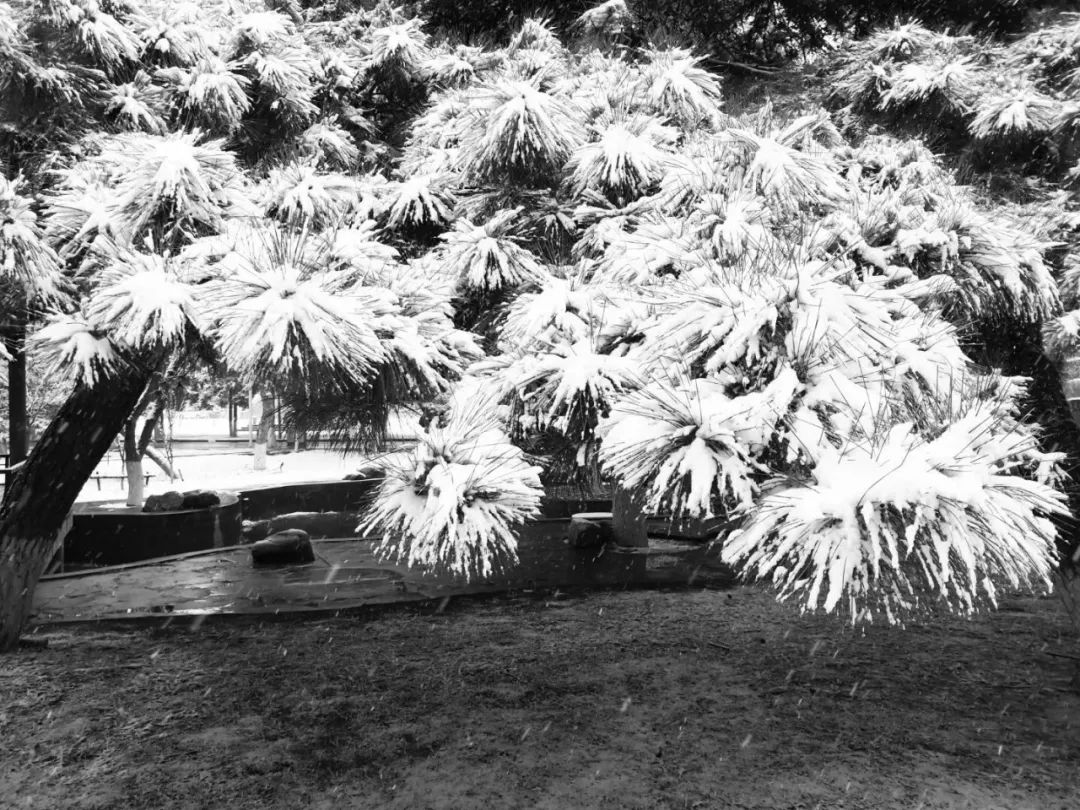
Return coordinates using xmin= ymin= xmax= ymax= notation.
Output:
xmin=31 ymin=527 xmax=732 ymax=625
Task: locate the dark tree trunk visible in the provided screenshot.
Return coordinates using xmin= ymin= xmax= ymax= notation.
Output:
xmin=0 ymin=365 xmax=153 ymax=650
xmin=3 ymin=324 xmax=29 ymax=464
xmin=227 ymin=388 xmax=237 ymax=438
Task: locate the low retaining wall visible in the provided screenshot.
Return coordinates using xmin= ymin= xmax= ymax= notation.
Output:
xmin=63 ymin=479 xmax=621 ymax=568
xmin=240 ymin=478 xmax=382 ymax=521
xmin=65 ymin=493 xmax=243 ymax=566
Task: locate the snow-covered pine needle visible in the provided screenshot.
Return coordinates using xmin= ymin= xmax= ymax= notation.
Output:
xmin=576 ymin=0 xmax=634 ymax=37
xmin=437 ymin=208 xmax=545 ymax=292
xmin=262 ymin=162 xmax=361 ymax=228
xmin=84 ymin=248 xmax=202 ymax=349
xmin=69 ymin=1 xmax=143 ymax=69
xmin=0 ymin=176 xmax=65 ymax=299
xmin=969 ymin=88 xmax=1058 ymax=141
xmin=507 ymin=17 xmax=563 ymax=55
xmin=638 ymin=46 xmax=724 ymax=128
xmin=930 ymin=199 xmax=1059 ymax=322
xmin=879 ymin=56 xmax=981 ymax=114
xmin=491 ymin=337 xmax=642 ymax=458
xmin=139 ymin=6 xmax=213 ymax=67
xmin=105 ymin=72 xmax=167 ymax=133
xmin=361 ymin=393 xmax=544 ymax=580
xmin=206 ymin=231 xmax=388 ymax=385
xmin=91 ymin=131 xmax=242 ymax=242
xmin=726 ymin=127 xmax=847 ymax=211
xmin=423 ymin=44 xmax=481 ymax=87
xmin=296 ymin=118 xmax=361 ymax=169
xmin=499 ymin=272 xmax=612 ymax=348
xmin=381 ymin=174 xmax=455 ymax=231
xmin=600 ymin=369 xmax=802 ymax=517
xmin=158 ymin=57 xmax=252 ymax=133
xmin=226 ymin=10 xmax=295 ymax=56
xmin=32 ymin=314 xmax=120 ymax=385
xmin=566 ymin=113 xmax=677 ymax=201
xmin=721 ymin=415 xmax=1067 ymax=622
xmin=364 ymin=18 xmax=430 ymax=77
xmin=457 ymin=78 xmax=584 ymax=185
xmin=860 ymin=21 xmax=939 ymax=63
xmin=41 ymin=168 xmax=124 ymax=260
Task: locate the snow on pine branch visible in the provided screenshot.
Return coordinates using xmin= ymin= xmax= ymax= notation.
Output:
xmin=721 ymin=414 xmax=1068 ymax=622
xmin=84 ymin=248 xmax=202 ymax=349
xmin=566 ymin=113 xmax=677 ymax=202
xmin=638 ymin=46 xmax=725 ymax=128
xmin=0 ymin=176 xmax=65 ymax=301
xmin=361 ymin=392 xmax=544 ymax=580
xmin=208 ymin=256 xmax=388 ymax=385
xmin=32 ymin=314 xmax=121 ymax=385
xmin=437 ymin=207 xmax=545 ymax=291
xmin=478 ymin=338 xmax=641 ymax=461
xmin=457 ymin=78 xmax=584 ymax=185
xmin=600 ymin=369 xmax=802 ymax=517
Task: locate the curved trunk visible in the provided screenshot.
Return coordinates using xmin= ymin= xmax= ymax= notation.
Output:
xmin=144 ymin=445 xmax=178 ymax=481
xmin=0 ymin=366 xmax=153 ymax=651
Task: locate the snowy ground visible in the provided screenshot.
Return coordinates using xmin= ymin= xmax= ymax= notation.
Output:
xmin=76 ymin=447 xmax=378 ymax=504
xmin=71 ymin=409 xmax=421 ymax=503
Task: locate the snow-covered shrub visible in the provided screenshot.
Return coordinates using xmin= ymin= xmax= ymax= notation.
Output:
xmin=456 ymin=78 xmax=584 ymax=185
xmin=722 ymin=412 xmax=1067 ymax=621
xmin=361 ymin=392 xmax=544 ymax=579
xmin=437 ymin=208 xmax=545 ymax=291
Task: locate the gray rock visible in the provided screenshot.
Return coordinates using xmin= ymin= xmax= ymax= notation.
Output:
xmin=242 ymin=519 xmax=272 ymax=542
xmin=569 ymin=512 xmax=615 ymax=548
xmin=181 ymin=489 xmax=221 ymax=509
xmin=251 ymin=529 xmax=315 ymax=565
xmin=343 ymin=465 xmax=383 ymax=481
xmin=142 ymin=491 xmax=184 ymax=513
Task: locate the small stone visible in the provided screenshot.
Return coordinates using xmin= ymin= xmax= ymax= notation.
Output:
xmin=181 ymin=490 xmax=221 ymax=509
xmin=242 ymin=520 xmax=272 ymax=542
xmin=343 ymin=465 xmax=383 ymax=481
xmin=569 ymin=512 xmax=615 ymax=548
xmin=142 ymin=491 xmax=184 ymax=513
xmin=251 ymin=529 xmax=315 ymax=565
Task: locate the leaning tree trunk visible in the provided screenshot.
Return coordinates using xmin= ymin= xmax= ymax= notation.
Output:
xmin=0 ymin=366 xmax=153 ymax=650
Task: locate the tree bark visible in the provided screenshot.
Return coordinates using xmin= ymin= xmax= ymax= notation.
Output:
xmin=227 ymin=388 xmax=237 ymax=438
xmin=252 ymin=388 xmax=275 ymax=471
xmin=122 ymin=382 xmax=168 ymax=507
xmin=144 ymin=445 xmax=178 ymax=481
xmin=122 ymin=417 xmax=142 ymax=507
xmin=0 ymin=364 xmax=153 ymax=650
xmin=3 ymin=324 xmax=29 ymax=465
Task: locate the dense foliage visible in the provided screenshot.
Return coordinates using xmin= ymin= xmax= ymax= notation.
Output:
xmin=1 ymin=0 xmax=1074 ymax=627
xmin=419 ymin=0 xmax=1040 ymax=62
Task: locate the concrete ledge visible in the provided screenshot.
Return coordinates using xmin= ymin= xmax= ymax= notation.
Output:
xmin=240 ymin=478 xmax=382 ymax=520
xmin=65 ymin=493 xmax=243 ymax=566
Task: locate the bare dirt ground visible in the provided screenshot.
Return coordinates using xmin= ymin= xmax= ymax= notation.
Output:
xmin=3 ymin=582 xmax=1080 ymax=810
